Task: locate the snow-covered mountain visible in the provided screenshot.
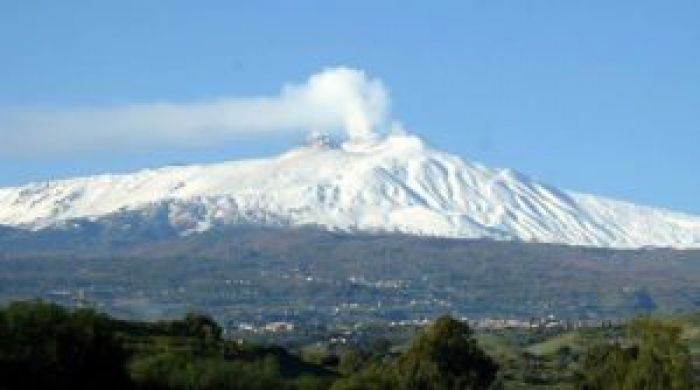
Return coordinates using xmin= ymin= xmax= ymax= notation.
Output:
xmin=2 ymin=133 xmax=700 ymax=248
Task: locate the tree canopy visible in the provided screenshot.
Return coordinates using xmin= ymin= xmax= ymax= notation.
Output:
xmin=0 ymin=301 xmax=131 ymax=389
xmin=580 ymin=317 xmax=693 ymax=390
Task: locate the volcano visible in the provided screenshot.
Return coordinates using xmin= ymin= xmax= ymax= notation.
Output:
xmin=2 ymin=133 xmax=700 ymax=248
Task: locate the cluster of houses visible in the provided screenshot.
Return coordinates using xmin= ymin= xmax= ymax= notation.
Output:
xmin=230 ymin=313 xmax=624 ymax=337
xmin=233 ymin=321 xmax=296 ymax=334
xmin=388 ymin=314 xmax=623 ymax=331
xmin=463 ymin=315 xmax=623 ymax=330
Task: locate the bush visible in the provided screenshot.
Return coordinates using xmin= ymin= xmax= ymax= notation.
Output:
xmin=130 ymin=351 xmax=288 ymax=390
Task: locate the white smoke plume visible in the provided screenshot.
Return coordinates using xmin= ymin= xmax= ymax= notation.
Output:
xmin=0 ymin=67 xmax=395 ymax=157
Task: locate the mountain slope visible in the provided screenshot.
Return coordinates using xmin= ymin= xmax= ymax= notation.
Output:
xmin=1 ymin=134 xmax=700 ymax=248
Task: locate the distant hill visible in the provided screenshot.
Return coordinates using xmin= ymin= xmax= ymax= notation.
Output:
xmin=1 ymin=225 xmax=698 ymax=321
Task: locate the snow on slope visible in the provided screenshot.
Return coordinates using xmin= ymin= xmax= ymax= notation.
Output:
xmin=1 ymin=133 xmax=700 ymax=248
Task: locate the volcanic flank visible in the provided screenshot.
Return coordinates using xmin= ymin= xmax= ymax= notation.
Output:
xmin=1 ymin=132 xmax=700 ymax=249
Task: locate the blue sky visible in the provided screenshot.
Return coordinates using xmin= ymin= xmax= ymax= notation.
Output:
xmin=1 ymin=1 xmax=699 ymax=214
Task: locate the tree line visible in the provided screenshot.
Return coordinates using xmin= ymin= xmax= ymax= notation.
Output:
xmin=0 ymin=301 xmax=694 ymax=389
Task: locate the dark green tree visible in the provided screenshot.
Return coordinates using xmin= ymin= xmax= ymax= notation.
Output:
xmin=395 ymin=315 xmax=498 ymax=389
xmin=579 ymin=317 xmax=693 ymax=390
xmin=333 ymin=316 xmax=498 ymax=390
xmin=0 ymin=301 xmax=131 ymax=390
xmin=169 ymin=312 xmax=222 ymax=341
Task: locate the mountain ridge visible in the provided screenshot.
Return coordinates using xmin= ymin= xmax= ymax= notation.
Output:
xmin=2 ymin=133 xmax=700 ymax=248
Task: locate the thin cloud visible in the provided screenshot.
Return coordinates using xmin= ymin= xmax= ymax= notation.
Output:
xmin=0 ymin=67 xmax=394 ymax=157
